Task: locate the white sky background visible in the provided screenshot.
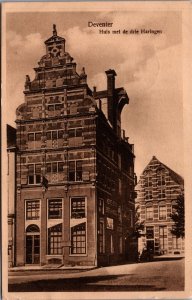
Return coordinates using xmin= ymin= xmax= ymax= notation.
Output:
xmin=6 ymin=11 xmax=183 ymax=178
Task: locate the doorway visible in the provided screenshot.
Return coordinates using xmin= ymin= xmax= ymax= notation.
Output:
xmin=25 ymin=225 xmax=40 ymax=264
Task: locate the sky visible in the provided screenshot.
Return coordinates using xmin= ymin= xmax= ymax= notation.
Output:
xmin=5 ymin=10 xmax=183 ymax=178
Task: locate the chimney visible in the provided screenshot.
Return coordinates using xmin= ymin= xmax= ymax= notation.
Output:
xmin=105 ymin=69 xmax=117 ymax=127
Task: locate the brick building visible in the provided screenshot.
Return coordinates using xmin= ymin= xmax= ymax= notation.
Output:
xmin=15 ymin=25 xmax=136 ymax=267
xmin=7 ymin=125 xmax=17 ymax=267
xmin=135 ymin=156 xmax=184 ymax=256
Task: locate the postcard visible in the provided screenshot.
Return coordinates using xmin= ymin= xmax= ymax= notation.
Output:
xmin=2 ymin=1 xmax=192 ymax=300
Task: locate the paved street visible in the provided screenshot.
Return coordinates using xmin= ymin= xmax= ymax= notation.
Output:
xmin=8 ymin=257 xmax=184 ymax=292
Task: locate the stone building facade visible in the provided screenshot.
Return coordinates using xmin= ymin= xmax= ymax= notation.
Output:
xmin=135 ymin=156 xmax=184 ymax=256
xmin=15 ymin=25 xmax=136 ymax=267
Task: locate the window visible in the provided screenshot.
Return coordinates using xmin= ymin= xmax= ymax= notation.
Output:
xmin=146 ymin=205 xmax=153 ymax=220
xmin=98 ymin=199 xmax=104 ymax=215
xmin=158 ymin=176 xmax=165 ymax=186
xmin=159 ymin=226 xmax=168 ymax=251
xmin=46 ymin=162 xmax=64 ymax=173
xmin=68 ymin=128 xmax=82 ymax=138
xmin=71 ymin=197 xmax=85 ymax=219
xmin=145 ymin=175 xmax=152 ymax=187
xmin=46 ymin=130 xmax=63 ymax=140
xmin=106 ymin=217 xmax=114 ymax=230
xmin=172 ymin=235 xmax=182 ymax=249
xmin=28 ymin=164 xmax=41 ymax=185
xmin=48 ymin=199 xmax=62 ymax=219
xmin=28 ymin=132 xmax=42 ymax=149
xmin=26 ymin=200 xmax=40 ymax=220
xmin=69 ymin=161 xmax=82 ymax=181
xmin=98 ymin=220 xmax=105 ymax=254
xmin=172 ymin=200 xmax=177 ymax=214
xmin=159 ymin=189 xmax=165 ymax=199
xmin=146 ymin=226 xmax=154 ymax=239
xmin=48 ymin=224 xmax=62 ymax=255
xmin=159 ymin=201 xmax=166 ymax=220
xmin=145 ymin=190 xmax=152 ymax=200
xmin=71 ymin=223 xmax=86 ymax=254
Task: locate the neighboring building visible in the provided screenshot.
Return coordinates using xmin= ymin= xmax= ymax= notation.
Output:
xmin=7 ymin=124 xmax=16 ymax=267
xmin=135 ymin=156 xmax=184 ymax=256
xmin=15 ymin=25 xmax=136 ymax=267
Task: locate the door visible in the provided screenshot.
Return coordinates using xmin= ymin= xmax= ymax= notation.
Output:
xmin=147 ymin=240 xmax=154 ymax=254
xmin=26 ymin=235 xmax=40 ymax=264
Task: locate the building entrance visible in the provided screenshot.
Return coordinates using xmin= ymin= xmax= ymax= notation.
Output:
xmin=25 ymin=225 xmax=40 ymax=264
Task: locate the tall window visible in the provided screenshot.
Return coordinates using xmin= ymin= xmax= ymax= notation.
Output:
xmin=146 ymin=204 xmax=153 ymax=220
xmin=48 ymin=224 xmax=62 ymax=255
xmin=98 ymin=220 xmax=105 ymax=254
xmin=26 ymin=200 xmax=40 ymax=220
xmin=71 ymin=223 xmax=86 ymax=254
xmin=145 ymin=175 xmax=152 ymax=187
xmin=28 ymin=164 xmax=41 ymax=185
xmin=145 ymin=190 xmax=152 ymax=200
xmin=69 ymin=161 xmax=82 ymax=181
xmin=159 ymin=201 xmax=166 ymax=220
xmin=71 ymin=197 xmax=85 ymax=219
xmin=48 ymin=199 xmax=62 ymax=219
xmin=159 ymin=226 xmax=167 ymax=251
xmin=98 ymin=199 xmax=104 ymax=215
xmin=157 ymin=170 xmax=165 ymax=186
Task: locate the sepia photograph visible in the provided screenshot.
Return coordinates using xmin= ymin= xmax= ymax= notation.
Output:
xmin=2 ymin=2 xmax=192 ymax=299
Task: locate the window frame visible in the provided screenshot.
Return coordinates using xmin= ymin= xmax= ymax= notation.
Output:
xmin=48 ymin=198 xmax=63 ymax=220
xmin=28 ymin=164 xmax=41 ymax=185
xmin=68 ymin=160 xmax=83 ymax=182
xmin=47 ymin=223 xmax=63 ymax=255
xmin=159 ymin=202 xmax=167 ymax=220
xmin=25 ymin=199 xmax=40 ymax=220
xmin=146 ymin=204 xmax=153 ymax=221
xmin=70 ymin=197 xmax=86 ymax=219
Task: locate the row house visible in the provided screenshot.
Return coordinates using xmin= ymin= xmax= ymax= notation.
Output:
xmin=135 ymin=156 xmax=184 ymax=256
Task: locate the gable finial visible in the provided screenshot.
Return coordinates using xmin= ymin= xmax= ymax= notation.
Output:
xmin=53 ymin=24 xmax=57 ymax=36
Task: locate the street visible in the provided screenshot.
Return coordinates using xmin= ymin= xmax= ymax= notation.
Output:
xmin=8 ymin=257 xmax=184 ymax=292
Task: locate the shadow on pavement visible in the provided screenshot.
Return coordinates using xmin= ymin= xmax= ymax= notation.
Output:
xmin=8 ymin=274 xmax=165 ymax=292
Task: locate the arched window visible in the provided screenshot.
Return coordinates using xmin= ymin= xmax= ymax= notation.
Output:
xmin=159 ymin=201 xmax=166 ymax=220
xmin=26 ymin=224 xmax=40 ymax=233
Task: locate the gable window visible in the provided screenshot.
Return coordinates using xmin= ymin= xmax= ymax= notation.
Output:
xmin=159 ymin=201 xmax=166 ymax=220
xmin=28 ymin=132 xmax=42 ymax=149
xmin=48 ymin=199 xmax=62 ymax=219
xmin=69 ymin=160 xmax=82 ymax=181
xmin=48 ymin=223 xmax=62 ymax=255
xmin=26 ymin=200 xmax=40 ymax=220
xmin=71 ymin=197 xmax=85 ymax=219
xmin=28 ymin=164 xmax=41 ymax=185
xmin=145 ymin=175 xmax=152 ymax=187
xmin=159 ymin=189 xmax=165 ymax=199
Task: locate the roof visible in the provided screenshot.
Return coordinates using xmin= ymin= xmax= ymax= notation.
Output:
xmin=141 ymin=156 xmax=184 ymax=186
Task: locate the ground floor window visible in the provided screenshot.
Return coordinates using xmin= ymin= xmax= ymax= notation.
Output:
xmin=172 ymin=236 xmax=182 ymax=249
xmin=48 ymin=223 xmax=62 ymax=255
xmin=71 ymin=223 xmax=86 ymax=254
xmin=98 ymin=221 xmax=105 ymax=254
xmin=159 ymin=226 xmax=168 ymax=251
